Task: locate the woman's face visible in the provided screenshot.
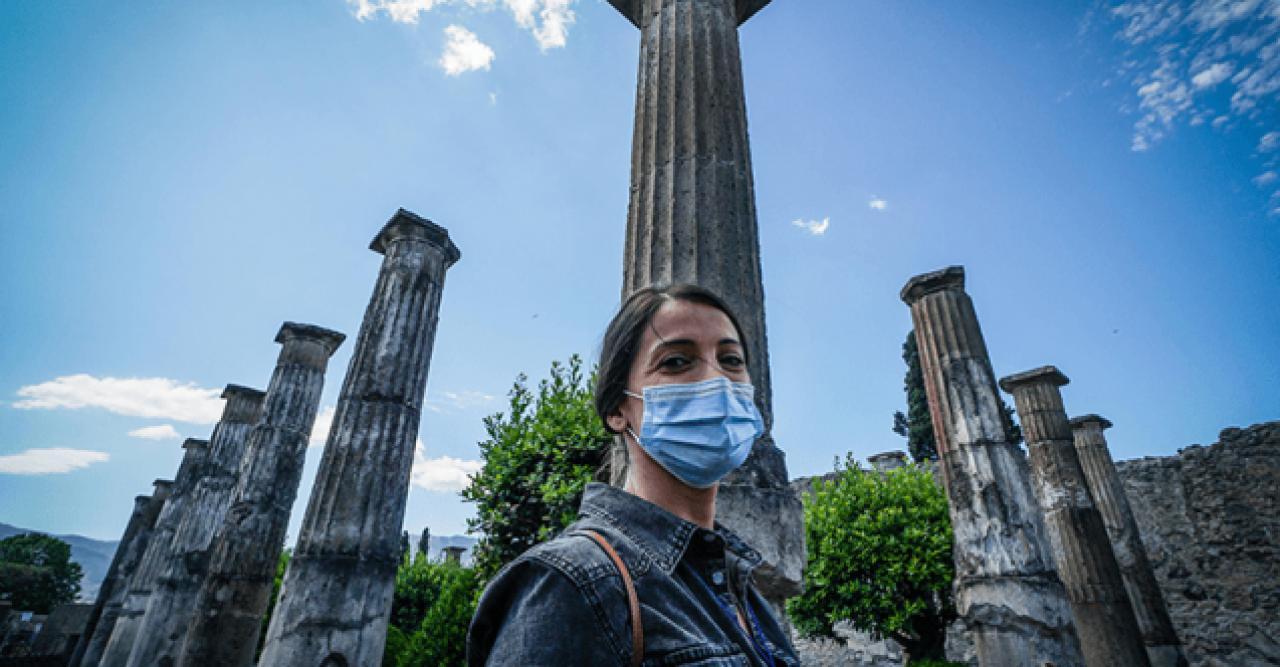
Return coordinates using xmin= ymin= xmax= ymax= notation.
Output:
xmin=607 ymin=299 xmax=749 ymax=435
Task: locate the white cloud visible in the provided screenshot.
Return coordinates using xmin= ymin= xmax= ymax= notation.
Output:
xmin=128 ymin=424 xmax=181 ymax=441
xmin=868 ymin=197 xmax=888 ymax=211
xmin=1254 ymin=170 xmax=1278 ymax=186
xmin=489 ymin=91 xmax=498 ymax=105
xmin=439 ymin=25 xmax=495 ymax=76
xmin=14 ymin=375 xmax=223 ymax=424
xmin=424 ymin=389 xmax=498 ymax=413
xmin=1259 ymin=131 xmax=1280 ymax=151
xmin=791 ymin=217 xmax=830 ymax=236
xmin=310 ymin=405 xmax=337 ymax=446
xmin=0 ymin=448 xmax=109 ymax=475
xmin=350 ymin=0 xmax=444 ymax=23
xmin=348 ymin=0 xmax=577 ymax=52
xmin=1192 ymin=61 xmax=1234 ymax=88
xmin=411 ymin=441 xmax=482 ymax=491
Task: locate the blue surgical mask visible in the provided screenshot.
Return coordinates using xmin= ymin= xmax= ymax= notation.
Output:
xmin=624 ymin=376 xmax=764 ymax=489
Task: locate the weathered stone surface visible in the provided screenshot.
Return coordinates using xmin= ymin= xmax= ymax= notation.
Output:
xmin=77 ymin=480 xmax=170 ymax=667
xmin=792 ymin=619 xmax=977 ymax=667
xmin=608 ymin=0 xmax=803 ymax=608
xmin=867 ymin=451 xmax=908 ymax=472
xmin=176 ymin=323 xmax=344 ymax=667
xmin=1071 ymin=415 xmax=1186 ymax=667
xmin=98 ymin=439 xmax=210 ymax=667
xmin=124 ymin=385 xmax=265 ymax=667
xmin=69 ymin=494 xmax=151 ymax=667
xmin=1000 ymin=367 xmax=1150 ymax=667
xmin=30 ymin=602 xmax=93 ymax=658
xmin=901 ymin=266 xmax=1081 ymax=667
xmin=258 ymin=209 xmax=460 ymax=667
xmin=715 ymin=485 xmax=804 ymax=600
xmin=1116 ymin=421 xmax=1280 ymax=667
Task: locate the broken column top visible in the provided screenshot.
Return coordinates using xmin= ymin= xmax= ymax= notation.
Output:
xmin=1069 ymin=414 xmax=1113 ymax=430
xmin=900 ymin=265 xmax=965 ymax=305
xmin=274 ymin=322 xmax=346 ymax=352
xmin=867 ymin=451 xmax=908 ymax=471
xmin=607 ymin=0 xmax=772 ymax=27
xmin=999 ymin=365 xmax=1069 ymax=392
xmin=370 ymin=208 xmax=461 ymax=265
xmin=181 ymin=438 xmax=209 ymax=450
xmin=221 ymin=384 xmax=266 ymax=401
xmin=153 ymin=479 xmax=173 ymax=492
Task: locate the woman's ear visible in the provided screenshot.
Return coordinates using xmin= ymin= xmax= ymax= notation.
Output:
xmin=606 ymin=406 xmax=628 ymax=435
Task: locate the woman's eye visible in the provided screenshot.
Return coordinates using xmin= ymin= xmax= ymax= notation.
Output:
xmin=659 ymin=356 xmax=691 ymax=370
xmin=720 ymin=354 xmax=745 ymax=368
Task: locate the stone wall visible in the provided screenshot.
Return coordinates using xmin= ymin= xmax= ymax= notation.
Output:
xmin=791 ymin=420 xmax=1278 ymax=666
xmin=1116 ymin=421 xmax=1280 ymax=667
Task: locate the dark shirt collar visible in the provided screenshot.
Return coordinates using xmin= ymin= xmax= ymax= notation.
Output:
xmin=578 ymin=482 xmax=763 ymax=575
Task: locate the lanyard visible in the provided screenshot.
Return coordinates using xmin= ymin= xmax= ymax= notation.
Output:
xmin=710 ymin=587 xmax=777 ymax=667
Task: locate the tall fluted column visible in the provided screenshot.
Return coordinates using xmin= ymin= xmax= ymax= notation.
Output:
xmin=1070 ymin=415 xmax=1187 ymax=667
xmin=176 ymin=323 xmax=344 ymax=667
xmin=73 ymin=480 xmax=171 ymax=667
xmin=126 ymin=385 xmax=265 ymax=667
xmin=99 ymin=439 xmax=209 ymax=666
xmin=258 ymin=208 xmax=460 ymax=667
xmin=1000 ymin=367 xmax=1151 ymax=667
xmin=609 ymin=0 xmax=804 ymax=607
xmin=900 ymin=267 xmax=1081 ymax=666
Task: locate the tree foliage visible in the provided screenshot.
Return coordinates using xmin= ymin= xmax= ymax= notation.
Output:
xmin=383 ymin=555 xmax=481 ymax=667
xmin=892 ymin=330 xmax=1023 ymax=462
xmin=462 ymin=354 xmax=611 ymax=580
xmin=256 ymin=548 xmax=291 ymax=659
xmin=892 ymin=330 xmax=937 ymax=462
xmin=417 ymin=527 xmax=430 ymax=558
xmin=0 ymin=533 xmax=82 ymax=613
xmin=788 ymin=457 xmax=956 ymax=663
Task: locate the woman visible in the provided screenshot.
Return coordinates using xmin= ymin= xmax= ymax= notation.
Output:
xmin=467 ymin=284 xmax=800 ymax=666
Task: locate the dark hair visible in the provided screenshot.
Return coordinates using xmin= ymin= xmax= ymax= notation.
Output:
xmin=594 ymin=284 xmax=748 ymax=433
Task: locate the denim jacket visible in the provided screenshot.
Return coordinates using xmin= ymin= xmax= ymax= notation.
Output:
xmin=467 ymin=483 xmax=800 ymax=666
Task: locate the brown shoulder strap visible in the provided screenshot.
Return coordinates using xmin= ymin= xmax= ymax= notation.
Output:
xmin=583 ymin=529 xmax=643 ymax=667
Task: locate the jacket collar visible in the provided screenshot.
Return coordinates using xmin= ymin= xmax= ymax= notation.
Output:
xmin=577 ymin=482 xmax=763 ymax=575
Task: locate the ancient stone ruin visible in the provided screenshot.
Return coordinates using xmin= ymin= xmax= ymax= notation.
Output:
xmin=258 ymin=209 xmax=460 ymax=667
xmin=605 ymin=0 xmax=805 ymax=612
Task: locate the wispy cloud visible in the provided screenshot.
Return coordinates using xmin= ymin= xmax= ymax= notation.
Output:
xmin=14 ymin=375 xmax=223 ymax=424
xmin=1253 ymin=169 xmax=1278 ymax=186
xmin=128 ymin=424 xmax=181 ymax=441
xmin=310 ymin=405 xmax=337 ymax=446
xmin=424 ymin=389 xmax=497 ymax=414
xmin=868 ymin=197 xmax=888 ymax=211
xmin=791 ymin=217 xmax=830 ymax=236
xmin=1260 ymin=130 xmax=1280 ymax=152
xmin=411 ymin=441 xmax=482 ymax=491
xmin=348 ymin=0 xmax=577 ymax=53
xmin=1106 ymin=0 xmax=1280 ymax=154
xmin=0 ymin=448 xmax=109 ymax=475
xmin=439 ymin=25 xmax=495 ymax=76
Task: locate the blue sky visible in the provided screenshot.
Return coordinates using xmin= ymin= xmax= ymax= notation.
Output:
xmin=2 ymin=0 xmax=1277 ymax=542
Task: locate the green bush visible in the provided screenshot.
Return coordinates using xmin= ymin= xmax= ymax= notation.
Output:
xmin=0 ymin=533 xmax=82 ymax=613
xmin=462 ymin=354 xmax=611 ymax=580
xmin=788 ymin=456 xmax=956 ymax=663
xmin=382 ymin=556 xmax=481 ymax=667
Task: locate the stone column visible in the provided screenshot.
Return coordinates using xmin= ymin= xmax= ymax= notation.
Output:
xmin=98 ymin=439 xmax=209 ymax=667
xmin=1000 ymin=367 xmax=1151 ymax=667
xmin=1071 ymin=415 xmax=1186 ymax=667
xmin=608 ymin=0 xmax=804 ymax=607
xmin=125 ymin=385 xmax=266 ymax=667
xmin=900 ymin=267 xmax=1081 ymax=667
xmin=176 ymin=323 xmax=344 ymax=667
xmin=258 ymin=209 xmax=460 ymax=667
xmin=73 ymin=480 xmax=171 ymax=667
xmin=442 ymin=546 xmax=465 ymax=565
xmin=867 ymin=451 xmax=908 ymax=472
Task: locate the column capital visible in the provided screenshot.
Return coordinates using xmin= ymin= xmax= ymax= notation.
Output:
xmin=153 ymin=479 xmax=173 ymax=491
xmin=221 ymin=384 xmax=266 ymax=401
xmin=999 ymin=365 xmax=1069 ymax=392
xmin=608 ymin=0 xmax=772 ymax=28
xmin=181 ymin=438 xmax=209 ymax=451
xmin=900 ymin=265 xmax=965 ymax=305
xmin=274 ymin=322 xmax=346 ymax=355
xmin=1069 ymin=414 xmax=1112 ymax=430
xmin=370 ymin=208 xmax=461 ymax=266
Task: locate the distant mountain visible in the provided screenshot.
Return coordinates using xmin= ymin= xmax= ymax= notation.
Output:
xmin=0 ymin=523 xmax=118 ymax=602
